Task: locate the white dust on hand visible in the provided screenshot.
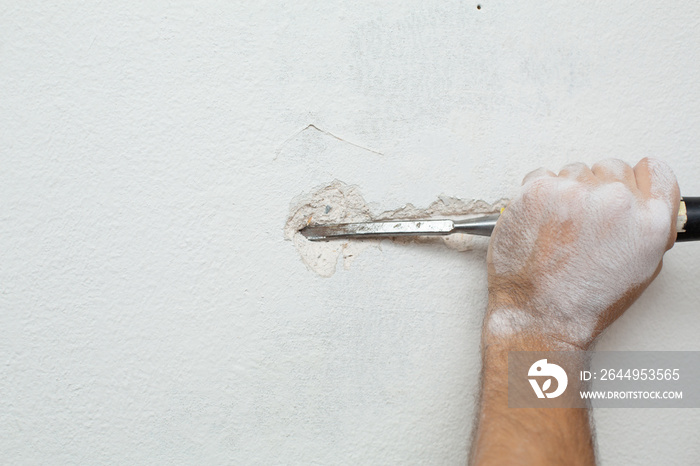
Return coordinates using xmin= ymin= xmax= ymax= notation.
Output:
xmin=284 ymin=181 xmax=506 ymax=277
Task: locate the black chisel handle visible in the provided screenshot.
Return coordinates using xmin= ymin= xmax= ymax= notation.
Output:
xmin=676 ymin=197 xmax=700 ymax=242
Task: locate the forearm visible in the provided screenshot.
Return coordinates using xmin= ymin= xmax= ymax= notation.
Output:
xmin=470 ymin=158 xmax=679 ymax=465
xmin=470 ymin=323 xmax=595 ymax=466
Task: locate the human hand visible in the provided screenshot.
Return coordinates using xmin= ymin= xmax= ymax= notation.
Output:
xmin=484 ymin=158 xmax=680 ymax=350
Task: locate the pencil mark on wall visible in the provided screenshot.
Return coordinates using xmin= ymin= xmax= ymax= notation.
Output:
xmin=275 ymin=124 xmax=383 ymax=160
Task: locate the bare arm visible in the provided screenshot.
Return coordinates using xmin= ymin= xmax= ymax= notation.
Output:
xmin=470 ymin=158 xmax=680 ymax=465
xmin=471 ymin=332 xmax=595 ymax=465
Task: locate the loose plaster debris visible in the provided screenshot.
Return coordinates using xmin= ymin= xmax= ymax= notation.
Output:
xmin=285 ymin=181 xmax=507 ymax=277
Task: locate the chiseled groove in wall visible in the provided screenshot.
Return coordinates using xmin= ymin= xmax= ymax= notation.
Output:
xmin=285 ymin=180 xmax=507 ymax=277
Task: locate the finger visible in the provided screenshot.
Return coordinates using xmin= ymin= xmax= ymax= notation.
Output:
xmin=633 ymin=157 xmax=681 ymax=249
xmin=633 ymin=158 xmax=679 ymax=201
xmin=558 ymin=162 xmax=599 ymax=185
xmin=522 ymin=167 xmax=556 ymax=186
xmin=591 ymin=158 xmax=637 ymax=191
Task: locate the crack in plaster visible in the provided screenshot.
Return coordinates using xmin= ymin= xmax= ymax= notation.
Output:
xmin=275 ymin=124 xmax=384 ymax=160
xmin=285 ymin=181 xmax=507 ymax=277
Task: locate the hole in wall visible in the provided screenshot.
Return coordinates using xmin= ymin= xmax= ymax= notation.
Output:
xmin=285 ymin=180 xmax=506 ymax=277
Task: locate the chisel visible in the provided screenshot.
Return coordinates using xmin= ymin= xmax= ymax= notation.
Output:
xmin=300 ymin=197 xmax=700 ymax=242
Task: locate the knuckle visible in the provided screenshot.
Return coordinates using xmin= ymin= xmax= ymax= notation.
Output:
xmin=522 ymin=167 xmax=552 ymax=185
xmin=593 ymin=158 xmax=630 ymax=171
xmin=559 ymin=162 xmax=589 ymax=175
xmin=522 ymin=176 xmax=558 ymax=201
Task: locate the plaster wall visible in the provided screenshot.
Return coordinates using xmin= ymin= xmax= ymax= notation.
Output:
xmin=2 ymin=1 xmax=700 ymax=464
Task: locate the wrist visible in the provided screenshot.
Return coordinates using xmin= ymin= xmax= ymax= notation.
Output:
xmin=480 ymin=317 xmax=591 ymax=401
xmin=483 ymin=305 xmax=593 ymax=352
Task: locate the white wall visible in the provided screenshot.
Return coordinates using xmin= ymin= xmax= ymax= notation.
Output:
xmin=2 ymin=1 xmax=700 ymax=464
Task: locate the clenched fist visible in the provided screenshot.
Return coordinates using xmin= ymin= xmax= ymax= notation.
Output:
xmin=484 ymin=158 xmax=680 ymax=350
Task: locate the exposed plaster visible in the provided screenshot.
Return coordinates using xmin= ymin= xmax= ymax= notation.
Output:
xmin=285 ymin=181 xmax=507 ymax=276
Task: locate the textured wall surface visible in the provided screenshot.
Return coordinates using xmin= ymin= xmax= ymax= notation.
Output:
xmin=2 ymin=1 xmax=700 ymax=464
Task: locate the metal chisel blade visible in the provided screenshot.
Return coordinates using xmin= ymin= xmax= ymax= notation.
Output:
xmin=300 ymin=219 xmax=455 ymax=241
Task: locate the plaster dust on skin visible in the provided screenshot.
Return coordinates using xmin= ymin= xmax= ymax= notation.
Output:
xmin=285 ymin=181 xmax=507 ymax=277
xmin=487 ymin=158 xmax=679 ymax=346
